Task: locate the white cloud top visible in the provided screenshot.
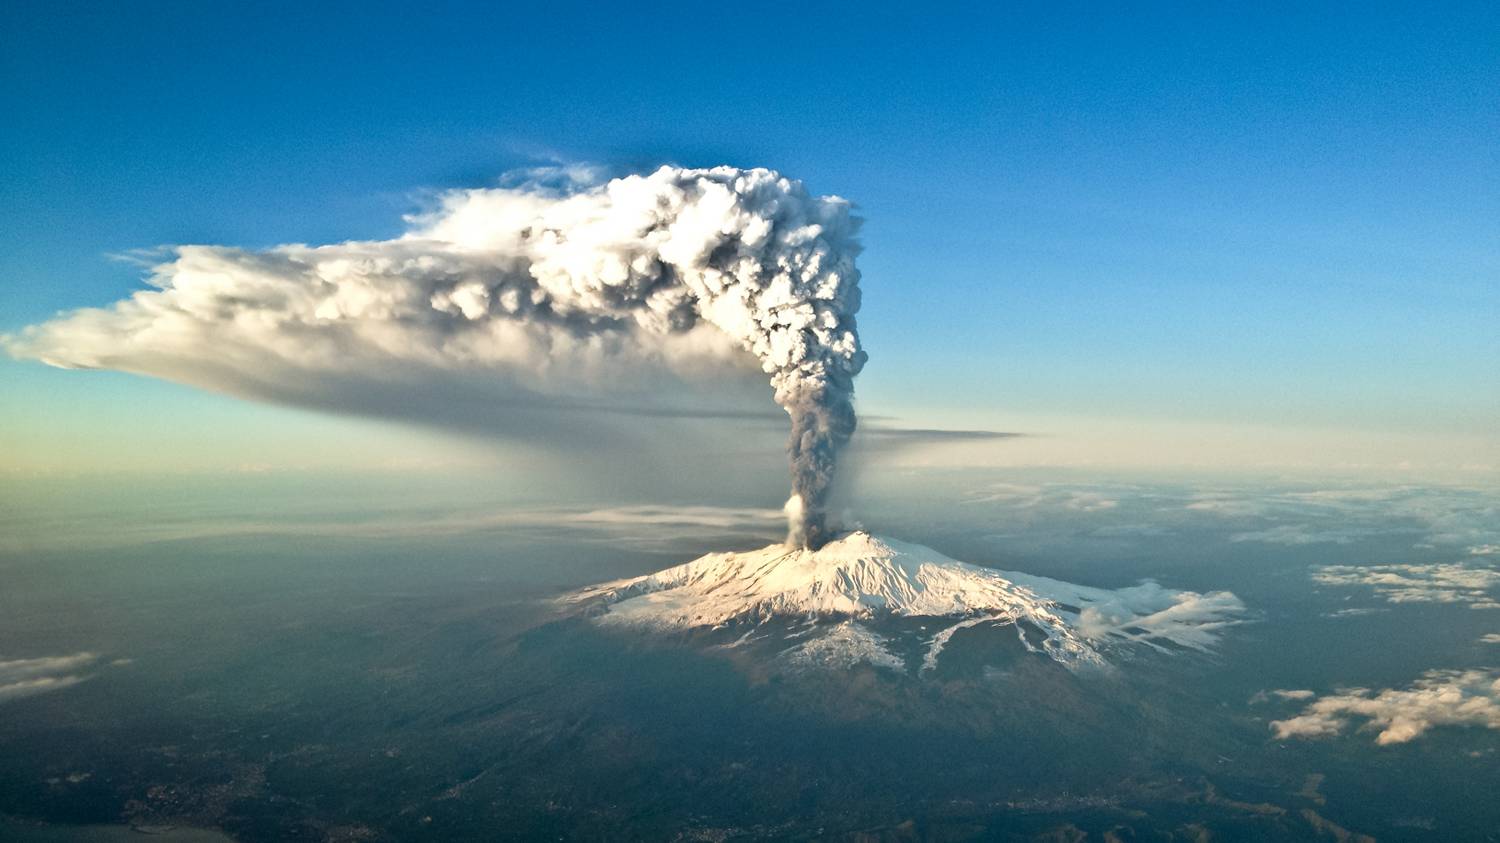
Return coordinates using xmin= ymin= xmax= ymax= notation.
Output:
xmin=1271 ymin=670 xmax=1500 ymax=745
xmin=0 ymin=652 xmax=99 ymax=703
xmin=1313 ymin=563 xmax=1500 ymax=609
xmin=5 ymin=166 xmax=866 ymax=546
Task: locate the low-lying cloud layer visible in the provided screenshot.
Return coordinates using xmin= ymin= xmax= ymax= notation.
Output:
xmin=1269 ymin=670 xmax=1500 ymax=745
xmin=1313 ymin=563 xmax=1500 ymax=609
xmin=963 ymin=482 xmax=1121 ymax=512
xmin=0 ymin=652 xmax=99 ymax=703
xmin=1188 ymin=485 xmax=1500 ymax=554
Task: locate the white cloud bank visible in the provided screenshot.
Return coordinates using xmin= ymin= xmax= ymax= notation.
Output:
xmin=1189 ymin=485 xmax=1500 ymax=554
xmin=1250 ymin=688 xmax=1316 ymax=702
xmin=963 ymin=482 xmax=1121 ymax=512
xmin=1312 ymin=563 xmax=1500 ymax=609
xmin=1270 ymin=670 xmax=1500 ymax=745
xmin=0 ymin=652 xmax=99 ymax=703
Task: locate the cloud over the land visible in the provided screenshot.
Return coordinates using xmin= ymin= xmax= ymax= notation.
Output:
xmin=1190 ymin=485 xmax=1500 ymax=554
xmin=1270 ymin=670 xmax=1500 ymax=745
xmin=1313 ymin=563 xmax=1500 ymax=609
xmin=0 ymin=652 xmax=99 ymax=703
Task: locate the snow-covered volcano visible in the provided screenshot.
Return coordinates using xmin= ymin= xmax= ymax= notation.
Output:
xmin=573 ymin=532 xmax=1246 ymax=672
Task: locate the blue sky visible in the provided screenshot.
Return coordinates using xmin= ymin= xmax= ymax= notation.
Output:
xmin=2 ymin=1 xmax=1496 ymax=477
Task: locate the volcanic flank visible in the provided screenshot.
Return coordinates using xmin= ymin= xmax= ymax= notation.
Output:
xmin=576 ymin=532 xmax=1247 ymax=672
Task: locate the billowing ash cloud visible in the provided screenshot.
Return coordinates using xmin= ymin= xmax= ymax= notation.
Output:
xmin=4 ymin=166 xmax=865 ymax=547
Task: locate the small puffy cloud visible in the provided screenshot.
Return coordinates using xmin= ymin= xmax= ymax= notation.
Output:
xmin=1271 ymin=670 xmax=1500 ymax=745
xmin=1324 ymin=607 xmax=1387 ymax=618
xmin=0 ymin=652 xmax=99 ymax=703
xmin=1249 ymin=688 xmax=1317 ymax=704
xmin=1312 ymin=563 xmax=1500 ymax=608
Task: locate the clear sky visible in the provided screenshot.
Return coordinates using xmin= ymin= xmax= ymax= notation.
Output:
xmin=2 ymin=1 xmax=1496 ymax=480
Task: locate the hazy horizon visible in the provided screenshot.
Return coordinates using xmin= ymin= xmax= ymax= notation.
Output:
xmin=2 ymin=2 xmax=1497 ymax=840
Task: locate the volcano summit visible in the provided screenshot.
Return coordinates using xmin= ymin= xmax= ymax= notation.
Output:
xmin=575 ymin=532 xmax=1247 ymax=673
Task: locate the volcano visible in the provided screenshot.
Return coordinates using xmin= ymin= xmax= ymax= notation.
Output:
xmin=574 ymin=532 xmax=1246 ymax=673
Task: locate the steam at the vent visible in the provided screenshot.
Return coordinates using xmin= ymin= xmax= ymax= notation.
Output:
xmin=4 ymin=166 xmax=866 ymax=548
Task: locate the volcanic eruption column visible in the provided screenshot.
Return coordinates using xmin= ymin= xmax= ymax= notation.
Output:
xmin=7 ymin=166 xmax=866 ymax=548
xmin=518 ymin=167 xmax=866 ymax=548
xmin=611 ymin=168 xmax=867 ymax=549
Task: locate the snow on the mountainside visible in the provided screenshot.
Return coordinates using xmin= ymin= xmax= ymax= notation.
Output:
xmin=574 ymin=531 xmax=1246 ymax=671
xmin=781 ymin=621 xmax=908 ymax=672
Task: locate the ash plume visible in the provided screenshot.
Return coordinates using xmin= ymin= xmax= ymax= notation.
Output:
xmin=4 ymin=165 xmax=866 ymax=547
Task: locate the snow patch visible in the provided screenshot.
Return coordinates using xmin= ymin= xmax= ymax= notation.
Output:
xmin=782 ymin=621 xmax=907 ymax=672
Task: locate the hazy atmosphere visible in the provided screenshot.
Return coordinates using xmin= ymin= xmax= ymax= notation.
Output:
xmin=2 ymin=2 xmax=1497 ymax=841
